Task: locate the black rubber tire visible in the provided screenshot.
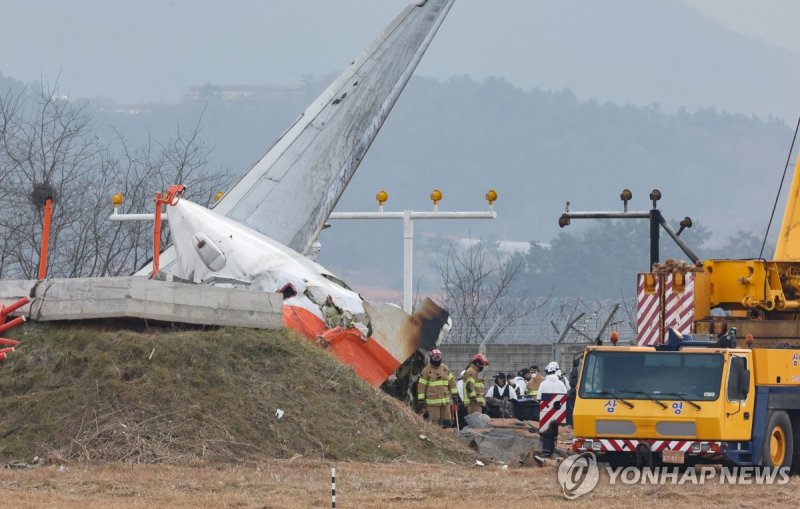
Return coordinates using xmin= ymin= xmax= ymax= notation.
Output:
xmin=762 ymin=410 xmax=793 ymax=469
xmin=605 ymin=452 xmax=633 ymax=469
xmin=635 ymin=445 xmax=655 ymax=469
xmin=791 ymin=414 xmax=800 ymax=475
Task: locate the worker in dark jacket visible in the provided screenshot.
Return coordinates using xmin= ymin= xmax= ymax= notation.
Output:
xmin=567 ymin=356 xmax=581 ymax=426
xmin=485 ymin=372 xmax=517 ymax=417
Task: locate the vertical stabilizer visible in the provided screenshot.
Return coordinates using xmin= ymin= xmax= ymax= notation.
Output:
xmin=217 ymin=0 xmax=455 ymax=254
xmin=138 ymin=0 xmax=455 ymax=277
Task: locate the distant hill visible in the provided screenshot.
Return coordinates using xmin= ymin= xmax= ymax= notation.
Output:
xmin=0 ymin=71 xmax=25 ymax=94
xmin=3 ymin=0 xmax=800 ymax=120
xmin=2 ymin=67 xmax=793 ymax=296
xmin=422 ymin=0 xmax=800 ymax=120
xmin=79 ymin=74 xmax=793 ymax=295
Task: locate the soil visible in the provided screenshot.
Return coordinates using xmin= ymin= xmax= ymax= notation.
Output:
xmin=1 ymin=460 xmax=797 ymax=508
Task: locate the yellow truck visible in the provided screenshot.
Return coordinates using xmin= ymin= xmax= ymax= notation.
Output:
xmin=573 ymin=152 xmax=800 ymax=469
xmin=572 ymin=336 xmax=800 ymax=469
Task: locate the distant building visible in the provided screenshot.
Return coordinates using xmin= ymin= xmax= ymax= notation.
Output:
xmin=186 ymin=84 xmax=306 ymax=102
xmin=456 ymin=238 xmax=538 ymax=256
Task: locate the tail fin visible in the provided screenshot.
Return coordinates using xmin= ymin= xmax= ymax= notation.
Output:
xmin=137 ymin=0 xmax=456 ymax=276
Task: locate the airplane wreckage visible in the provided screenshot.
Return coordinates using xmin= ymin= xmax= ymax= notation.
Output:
xmin=147 ymin=185 xmax=452 ymax=387
xmin=1 ymin=0 xmax=461 ymax=387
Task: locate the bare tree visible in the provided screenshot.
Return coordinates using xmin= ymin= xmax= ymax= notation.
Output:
xmin=438 ymin=240 xmax=540 ymax=344
xmin=0 ymin=81 xmax=228 ymax=279
xmin=98 ymin=112 xmax=227 ymax=276
xmin=0 ymin=80 xmax=101 ymax=278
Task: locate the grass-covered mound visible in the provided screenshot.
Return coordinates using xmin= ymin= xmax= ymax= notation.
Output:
xmin=0 ymin=323 xmax=472 ymax=464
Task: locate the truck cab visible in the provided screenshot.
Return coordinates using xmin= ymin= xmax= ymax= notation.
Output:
xmin=572 ymin=343 xmax=800 ymax=470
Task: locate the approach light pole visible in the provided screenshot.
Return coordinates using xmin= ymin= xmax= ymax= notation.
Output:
xmin=557 ymin=188 xmax=698 ymax=268
xmin=108 ymin=188 xmax=498 ymax=313
xmin=329 ymin=189 xmax=498 ymax=313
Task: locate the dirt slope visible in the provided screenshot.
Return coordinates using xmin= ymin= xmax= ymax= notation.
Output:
xmin=0 ymin=323 xmax=472 ymax=464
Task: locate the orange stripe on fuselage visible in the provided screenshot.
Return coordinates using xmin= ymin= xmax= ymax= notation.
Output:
xmin=282 ymin=305 xmax=400 ymax=387
xmin=282 ymin=304 xmax=328 ymax=339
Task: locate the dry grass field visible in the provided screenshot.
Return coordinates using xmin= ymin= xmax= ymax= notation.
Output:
xmin=3 ymin=326 xmax=800 ymax=508
xmin=2 ymin=460 xmax=799 ymax=509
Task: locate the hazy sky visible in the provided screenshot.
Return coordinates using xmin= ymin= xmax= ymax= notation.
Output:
xmin=684 ymin=0 xmax=800 ymax=53
xmin=2 ymin=1 xmax=800 ymax=114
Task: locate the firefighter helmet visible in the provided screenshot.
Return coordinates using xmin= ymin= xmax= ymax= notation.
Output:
xmin=545 ymin=361 xmax=560 ymax=374
xmin=472 ymin=353 xmax=489 ymax=366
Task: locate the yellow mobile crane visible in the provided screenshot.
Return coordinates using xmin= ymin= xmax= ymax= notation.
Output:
xmin=572 ymin=151 xmax=800 ymax=470
xmin=695 ymin=152 xmax=800 ymax=341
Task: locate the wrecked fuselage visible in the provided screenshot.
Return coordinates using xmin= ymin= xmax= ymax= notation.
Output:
xmin=166 ymin=197 xmax=450 ymax=386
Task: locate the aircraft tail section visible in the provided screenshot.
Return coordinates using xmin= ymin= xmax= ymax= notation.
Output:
xmin=215 ymin=0 xmax=455 ymax=255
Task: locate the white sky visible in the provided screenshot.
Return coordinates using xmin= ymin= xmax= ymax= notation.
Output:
xmin=682 ymin=0 xmax=800 ymax=53
xmin=1 ymin=0 xmax=799 ymax=109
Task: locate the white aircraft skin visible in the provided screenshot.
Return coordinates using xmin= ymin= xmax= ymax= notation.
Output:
xmin=168 ymin=197 xmax=365 ymax=323
xmin=142 ymin=0 xmax=456 ymax=276
xmin=165 ymin=194 xmax=450 ymax=386
xmin=128 ymin=0 xmax=457 ymax=385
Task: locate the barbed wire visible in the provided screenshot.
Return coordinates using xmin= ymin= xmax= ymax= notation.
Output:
xmin=444 ymin=297 xmax=637 ymax=345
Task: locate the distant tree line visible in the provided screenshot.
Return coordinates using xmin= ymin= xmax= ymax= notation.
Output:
xmin=431 ymin=219 xmax=774 ymax=305
xmin=0 ymin=71 xmax=785 ymax=300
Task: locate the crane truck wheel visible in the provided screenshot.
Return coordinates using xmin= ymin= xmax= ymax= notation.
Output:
xmin=762 ymin=411 xmax=793 ymax=469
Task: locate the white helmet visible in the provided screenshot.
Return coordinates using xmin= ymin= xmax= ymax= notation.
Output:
xmin=545 ymin=361 xmax=560 ymax=374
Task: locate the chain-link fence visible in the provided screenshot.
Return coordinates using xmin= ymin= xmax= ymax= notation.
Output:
xmin=443 ymin=297 xmax=637 ymax=345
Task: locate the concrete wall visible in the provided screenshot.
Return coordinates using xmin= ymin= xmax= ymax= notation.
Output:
xmin=0 ymin=277 xmax=283 ymax=329
xmin=439 ymin=343 xmax=590 ymax=378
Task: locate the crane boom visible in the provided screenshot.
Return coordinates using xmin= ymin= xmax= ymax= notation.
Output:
xmin=774 ymin=153 xmax=800 ymax=261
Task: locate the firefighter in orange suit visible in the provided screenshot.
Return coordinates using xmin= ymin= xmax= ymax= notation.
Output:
xmin=462 ymin=353 xmax=489 ymax=414
xmin=417 ymin=349 xmax=458 ymax=427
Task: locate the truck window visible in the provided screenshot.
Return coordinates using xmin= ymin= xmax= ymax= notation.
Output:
xmin=726 ymin=356 xmax=747 ymax=401
xmin=579 ymin=351 xmax=723 ymax=401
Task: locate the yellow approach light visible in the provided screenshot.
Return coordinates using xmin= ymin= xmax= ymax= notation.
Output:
xmin=111 ymin=193 xmax=124 ymax=209
xmin=430 ymin=188 xmax=443 ymax=206
xmin=620 ymin=189 xmax=632 ymax=211
xmin=376 ymin=190 xmax=388 ymax=206
xmin=485 ymin=189 xmax=497 ymax=206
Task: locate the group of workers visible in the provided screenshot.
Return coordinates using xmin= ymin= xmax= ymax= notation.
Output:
xmin=416 ymin=350 xmax=572 ymax=454
xmin=415 ymin=350 xmax=492 ymax=427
